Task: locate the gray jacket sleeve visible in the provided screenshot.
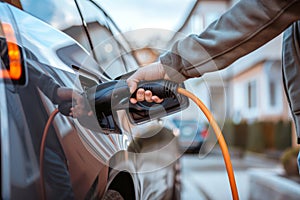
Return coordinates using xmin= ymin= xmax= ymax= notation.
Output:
xmin=160 ymin=0 xmax=300 ymax=81
xmin=282 ymin=21 xmax=300 ymax=142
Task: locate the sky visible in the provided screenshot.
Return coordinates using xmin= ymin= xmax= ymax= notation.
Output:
xmin=97 ymin=0 xmax=196 ymax=32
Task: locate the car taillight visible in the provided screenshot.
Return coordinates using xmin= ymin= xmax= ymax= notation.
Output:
xmin=200 ymin=128 xmax=208 ymax=138
xmin=1 ymin=23 xmax=22 ymax=79
xmin=0 ymin=3 xmax=26 ymax=85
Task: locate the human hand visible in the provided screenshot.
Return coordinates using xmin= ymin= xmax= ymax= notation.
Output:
xmin=126 ymin=62 xmax=169 ymax=104
xmin=70 ymin=91 xmax=93 ymax=118
xmin=56 ymin=87 xmax=93 ymax=118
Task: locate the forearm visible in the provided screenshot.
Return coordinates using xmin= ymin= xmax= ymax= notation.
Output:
xmin=160 ymin=0 xmax=300 ymax=80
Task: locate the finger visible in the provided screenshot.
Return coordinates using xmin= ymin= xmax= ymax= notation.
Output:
xmin=126 ymin=79 xmax=138 ymax=94
xmin=136 ymin=88 xmax=145 ymax=101
xmin=70 ymin=108 xmax=75 ymax=116
xmin=130 ymin=98 xmax=137 ymax=104
xmin=76 ymin=96 xmax=83 ymax=105
xmin=144 ymin=90 xmax=153 ymax=102
xmin=152 ymin=96 xmax=164 ymax=103
xmin=74 ymin=103 xmax=84 ymax=110
xmin=71 ymin=107 xmax=79 ymax=118
xmin=75 ymin=104 xmax=86 ymax=115
xmin=70 ymin=111 xmax=76 ymax=118
xmin=71 ymin=109 xmax=78 ymax=118
xmin=73 ymin=94 xmax=84 ymax=106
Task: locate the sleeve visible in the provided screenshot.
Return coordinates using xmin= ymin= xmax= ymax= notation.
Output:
xmin=28 ymin=67 xmax=62 ymax=104
xmin=160 ymin=0 xmax=300 ymax=81
xmin=282 ymin=21 xmax=300 ymax=142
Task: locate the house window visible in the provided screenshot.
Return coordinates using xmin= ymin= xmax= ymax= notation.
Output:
xmin=265 ymin=60 xmax=282 ymax=110
xmin=247 ymin=81 xmax=257 ymax=109
xmin=269 ymin=81 xmax=277 ymax=107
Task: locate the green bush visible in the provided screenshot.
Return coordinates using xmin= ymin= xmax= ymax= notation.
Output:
xmin=234 ymin=121 xmax=248 ymax=150
xmin=246 ymin=121 xmax=265 ymax=153
xmin=280 ymin=147 xmax=300 ymax=176
xmin=222 ymin=120 xmax=235 ymax=146
xmin=223 ymin=120 xmax=292 ymax=153
xmin=262 ymin=121 xmax=275 ymax=149
xmin=274 ymin=121 xmax=292 ymax=150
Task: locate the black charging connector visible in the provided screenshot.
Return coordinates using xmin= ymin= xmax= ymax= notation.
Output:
xmin=57 ymin=80 xmax=188 ymax=134
xmin=132 ymin=80 xmax=179 ymax=99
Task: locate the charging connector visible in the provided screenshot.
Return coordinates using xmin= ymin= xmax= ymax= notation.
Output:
xmin=132 ymin=80 xmax=178 ymax=99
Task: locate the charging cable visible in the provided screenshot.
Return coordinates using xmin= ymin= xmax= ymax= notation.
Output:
xmin=39 ymin=108 xmax=59 ymax=200
xmin=177 ymin=87 xmax=239 ymax=200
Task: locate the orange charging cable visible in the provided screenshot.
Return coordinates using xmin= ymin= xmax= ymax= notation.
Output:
xmin=177 ymin=87 xmax=239 ymax=200
xmin=39 ymin=108 xmax=60 ymax=200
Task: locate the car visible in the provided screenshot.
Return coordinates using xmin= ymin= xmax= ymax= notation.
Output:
xmin=172 ymin=118 xmax=208 ymax=153
xmin=1 ymin=1 xmax=185 ymax=199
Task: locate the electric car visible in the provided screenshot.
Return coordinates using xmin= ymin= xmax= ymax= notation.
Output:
xmin=0 ymin=1 xmax=183 ymax=199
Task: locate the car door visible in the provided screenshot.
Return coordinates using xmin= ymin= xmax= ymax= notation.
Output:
xmin=4 ymin=1 xmax=184 ymax=199
xmin=0 ymin=3 xmax=114 ymax=199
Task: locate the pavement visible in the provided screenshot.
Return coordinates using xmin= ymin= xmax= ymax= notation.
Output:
xmin=180 ymin=147 xmax=282 ymax=200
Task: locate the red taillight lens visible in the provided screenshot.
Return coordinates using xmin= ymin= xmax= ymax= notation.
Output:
xmin=201 ymin=128 xmax=209 ymax=138
xmin=0 ymin=22 xmax=22 ymax=80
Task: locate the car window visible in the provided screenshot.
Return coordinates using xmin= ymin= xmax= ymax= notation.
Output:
xmin=105 ymin=18 xmax=139 ymax=75
xmin=20 ymin=0 xmax=138 ymax=80
xmin=76 ymin=0 xmax=137 ymax=79
xmin=19 ymin=0 xmax=91 ymax=52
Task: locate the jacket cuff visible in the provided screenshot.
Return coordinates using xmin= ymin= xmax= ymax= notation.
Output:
xmin=159 ymin=51 xmax=188 ymax=83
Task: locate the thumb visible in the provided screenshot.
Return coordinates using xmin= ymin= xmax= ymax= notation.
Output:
xmin=127 ymin=78 xmax=138 ymax=94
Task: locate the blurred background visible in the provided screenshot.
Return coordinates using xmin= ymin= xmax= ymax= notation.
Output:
xmin=99 ymin=0 xmax=300 ymax=199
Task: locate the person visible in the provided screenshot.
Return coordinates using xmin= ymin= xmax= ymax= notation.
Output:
xmin=126 ymin=0 xmax=300 ymax=170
